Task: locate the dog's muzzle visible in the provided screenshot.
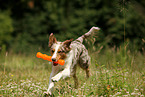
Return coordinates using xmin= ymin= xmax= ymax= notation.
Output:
xmin=51 ymin=58 xmax=59 ymax=66
xmin=52 ymin=61 xmax=58 ymax=66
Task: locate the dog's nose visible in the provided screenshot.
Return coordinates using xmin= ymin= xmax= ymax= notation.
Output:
xmin=51 ymin=58 xmax=56 ymax=61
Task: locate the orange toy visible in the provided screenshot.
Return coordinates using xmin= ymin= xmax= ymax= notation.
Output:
xmin=36 ymin=52 xmax=65 ymax=65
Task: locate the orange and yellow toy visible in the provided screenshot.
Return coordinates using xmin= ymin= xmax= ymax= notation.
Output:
xmin=36 ymin=52 xmax=65 ymax=65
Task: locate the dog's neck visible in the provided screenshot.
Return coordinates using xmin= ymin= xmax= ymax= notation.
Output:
xmin=64 ymin=49 xmax=74 ymax=67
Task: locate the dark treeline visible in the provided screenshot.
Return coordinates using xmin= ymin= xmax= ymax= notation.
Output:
xmin=0 ymin=0 xmax=144 ymax=53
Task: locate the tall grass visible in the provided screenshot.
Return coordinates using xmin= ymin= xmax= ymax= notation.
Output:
xmin=0 ymin=47 xmax=144 ymax=96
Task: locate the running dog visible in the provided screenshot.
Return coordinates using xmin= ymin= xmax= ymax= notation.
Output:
xmin=45 ymin=27 xmax=100 ymax=95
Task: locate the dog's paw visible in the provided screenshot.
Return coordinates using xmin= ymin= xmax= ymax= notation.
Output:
xmin=51 ymin=76 xmax=59 ymax=82
xmin=43 ymin=92 xmax=54 ymax=97
xmin=43 ymin=92 xmax=49 ymax=97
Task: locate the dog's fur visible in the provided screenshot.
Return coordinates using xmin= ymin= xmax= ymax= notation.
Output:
xmin=45 ymin=27 xmax=100 ymax=95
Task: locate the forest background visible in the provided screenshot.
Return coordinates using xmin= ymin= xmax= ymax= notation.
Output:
xmin=0 ymin=0 xmax=144 ymax=53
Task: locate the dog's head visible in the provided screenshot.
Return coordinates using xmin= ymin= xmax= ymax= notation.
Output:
xmin=49 ymin=33 xmax=73 ymax=66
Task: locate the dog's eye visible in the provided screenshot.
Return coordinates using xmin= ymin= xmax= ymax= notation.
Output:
xmin=51 ymin=49 xmax=55 ymax=53
xmin=58 ymin=50 xmax=62 ymax=53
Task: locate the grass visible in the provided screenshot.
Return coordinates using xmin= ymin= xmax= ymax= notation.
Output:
xmin=0 ymin=47 xmax=145 ymax=97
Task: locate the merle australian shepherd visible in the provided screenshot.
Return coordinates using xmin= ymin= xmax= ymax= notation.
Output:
xmin=45 ymin=27 xmax=100 ymax=95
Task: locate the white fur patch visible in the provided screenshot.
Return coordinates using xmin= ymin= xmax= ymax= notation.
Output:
xmin=51 ymin=42 xmax=61 ymax=61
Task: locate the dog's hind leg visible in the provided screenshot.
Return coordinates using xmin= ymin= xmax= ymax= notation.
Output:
xmin=78 ymin=52 xmax=91 ymax=78
xmin=73 ymin=74 xmax=78 ymax=88
xmin=72 ymin=67 xmax=78 ymax=88
xmin=85 ymin=66 xmax=90 ymax=78
xmin=79 ymin=62 xmax=90 ymax=78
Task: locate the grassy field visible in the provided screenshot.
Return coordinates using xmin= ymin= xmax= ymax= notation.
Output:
xmin=0 ymin=47 xmax=145 ymax=97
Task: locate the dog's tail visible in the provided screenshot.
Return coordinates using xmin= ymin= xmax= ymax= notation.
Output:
xmin=76 ymin=27 xmax=100 ymax=43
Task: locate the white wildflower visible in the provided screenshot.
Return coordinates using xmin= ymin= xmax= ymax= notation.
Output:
xmin=137 ymin=92 xmax=141 ymax=95
xmin=123 ymin=95 xmax=128 ymax=97
xmin=135 ymin=88 xmax=139 ymax=91
xmin=131 ymin=92 xmax=136 ymax=95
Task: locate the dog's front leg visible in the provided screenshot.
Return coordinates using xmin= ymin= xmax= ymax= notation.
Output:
xmin=46 ymin=73 xmax=54 ymax=95
xmin=51 ymin=68 xmax=70 ymax=82
xmin=46 ymin=68 xmax=59 ymax=95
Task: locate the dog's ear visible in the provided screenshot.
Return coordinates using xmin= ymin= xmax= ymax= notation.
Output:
xmin=49 ymin=33 xmax=57 ymax=47
xmin=63 ymin=39 xmax=73 ymax=46
xmin=63 ymin=39 xmax=73 ymax=51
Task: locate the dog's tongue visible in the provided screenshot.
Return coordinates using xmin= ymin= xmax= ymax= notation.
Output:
xmin=53 ymin=62 xmax=58 ymax=66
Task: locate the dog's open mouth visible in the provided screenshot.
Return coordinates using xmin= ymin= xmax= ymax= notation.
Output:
xmin=53 ymin=61 xmax=58 ymax=66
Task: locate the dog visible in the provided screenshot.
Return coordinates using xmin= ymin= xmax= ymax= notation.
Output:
xmin=45 ymin=27 xmax=100 ymax=95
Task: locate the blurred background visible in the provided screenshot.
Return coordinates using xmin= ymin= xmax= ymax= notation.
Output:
xmin=0 ymin=0 xmax=144 ymax=54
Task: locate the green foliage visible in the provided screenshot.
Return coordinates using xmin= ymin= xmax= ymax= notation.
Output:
xmin=12 ymin=12 xmax=49 ymax=53
xmin=0 ymin=10 xmax=13 ymax=47
xmin=0 ymin=0 xmax=144 ymax=53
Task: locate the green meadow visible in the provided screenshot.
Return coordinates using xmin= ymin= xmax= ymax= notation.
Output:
xmin=0 ymin=47 xmax=144 ymax=97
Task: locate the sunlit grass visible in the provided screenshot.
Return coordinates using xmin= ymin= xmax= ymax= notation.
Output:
xmin=0 ymin=48 xmax=144 ymax=96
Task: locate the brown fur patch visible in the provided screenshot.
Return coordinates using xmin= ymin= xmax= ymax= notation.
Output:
xmin=49 ymin=33 xmax=57 ymax=47
xmin=59 ymin=52 xmax=66 ymax=59
xmin=63 ymin=39 xmax=73 ymax=52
